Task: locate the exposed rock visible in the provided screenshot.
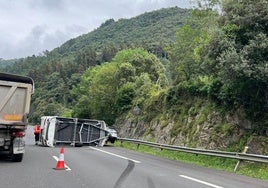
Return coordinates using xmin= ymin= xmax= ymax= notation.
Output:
xmin=115 ymin=107 xmax=267 ymax=155
xmin=226 ymin=108 xmax=252 ymax=130
xmin=246 ymin=136 xmax=268 ymax=155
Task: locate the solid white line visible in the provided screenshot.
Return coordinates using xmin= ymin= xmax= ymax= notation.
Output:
xmin=89 ymin=146 xmax=141 ymax=163
xmin=179 ymin=175 xmax=224 ymax=188
xmin=53 ymin=156 xmax=72 ymax=171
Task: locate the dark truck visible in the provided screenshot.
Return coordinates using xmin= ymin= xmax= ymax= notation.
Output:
xmin=0 ymin=72 xmax=34 ymax=162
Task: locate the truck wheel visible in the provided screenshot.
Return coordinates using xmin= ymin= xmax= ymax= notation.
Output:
xmin=12 ymin=154 xmax=23 ymax=162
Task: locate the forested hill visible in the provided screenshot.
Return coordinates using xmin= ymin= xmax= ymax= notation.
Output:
xmin=0 ymin=6 xmax=191 ymax=121
xmin=1 ymin=7 xmax=190 ymax=73
xmin=57 ymin=7 xmax=190 ymax=57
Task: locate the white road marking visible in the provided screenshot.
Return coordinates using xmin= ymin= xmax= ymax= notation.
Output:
xmin=89 ymin=146 xmax=141 ymax=163
xmin=179 ymin=175 xmax=224 ymax=188
xmin=53 ymin=156 xmax=72 ymax=171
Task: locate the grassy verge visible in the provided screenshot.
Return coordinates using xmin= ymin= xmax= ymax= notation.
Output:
xmin=115 ymin=141 xmax=268 ymax=181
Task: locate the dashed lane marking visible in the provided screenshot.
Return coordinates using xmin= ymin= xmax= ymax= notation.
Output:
xmin=89 ymin=146 xmax=141 ymax=163
xmin=179 ymin=175 xmax=224 ymax=188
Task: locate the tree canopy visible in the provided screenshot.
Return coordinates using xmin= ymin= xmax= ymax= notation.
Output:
xmin=72 ymin=48 xmax=168 ymax=124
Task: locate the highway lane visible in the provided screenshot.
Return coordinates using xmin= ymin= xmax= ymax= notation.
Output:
xmin=100 ymin=146 xmax=268 ymax=188
xmin=0 ymin=126 xmax=267 ymax=188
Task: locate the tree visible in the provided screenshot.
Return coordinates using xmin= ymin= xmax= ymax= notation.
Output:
xmin=112 ymin=48 xmax=168 ymax=84
xmin=72 ymin=62 xmax=118 ymax=124
xmin=100 ymin=45 xmax=118 ymax=63
xmin=76 ymin=47 xmax=97 ymax=68
xmin=72 ymin=48 xmax=168 ymax=124
xmin=166 ymin=0 xmax=220 ymax=86
xmin=168 ymin=25 xmax=202 ymax=83
xmin=208 ymin=0 xmax=268 ymax=133
xmin=115 ymin=82 xmax=135 ymax=113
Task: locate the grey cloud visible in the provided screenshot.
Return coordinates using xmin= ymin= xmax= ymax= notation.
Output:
xmin=0 ymin=0 xmax=191 ymax=59
xmin=18 ymin=25 xmax=80 ymax=56
xmin=29 ymin=0 xmax=64 ymax=11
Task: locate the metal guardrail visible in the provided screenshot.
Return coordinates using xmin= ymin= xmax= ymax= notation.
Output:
xmin=118 ymin=138 xmax=268 ymax=171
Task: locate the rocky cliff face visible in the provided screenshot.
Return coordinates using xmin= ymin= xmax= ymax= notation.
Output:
xmin=115 ymin=107 xmax=268 ymax=155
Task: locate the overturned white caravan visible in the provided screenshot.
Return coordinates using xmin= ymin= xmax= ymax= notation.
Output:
xmin=39 ymin=116 xmax=109 ymax=147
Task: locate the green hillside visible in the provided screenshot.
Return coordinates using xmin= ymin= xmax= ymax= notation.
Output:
xmin=57 ymin=7 xmax=190 ymax=57
xmin=0 ymin=6 xmax=191 ymax=123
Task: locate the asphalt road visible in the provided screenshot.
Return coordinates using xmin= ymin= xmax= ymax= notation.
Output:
xmin=0 ymin=126 xmax=267 ymax=188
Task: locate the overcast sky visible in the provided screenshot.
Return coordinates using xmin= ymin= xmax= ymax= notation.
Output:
xmin=0 ymin=0 xmax=191 ymax=60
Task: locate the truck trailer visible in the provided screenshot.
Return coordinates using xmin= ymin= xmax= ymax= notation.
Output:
xmin=0 ymin=72 xmax=34 ymax=162
xmin=39 ymin=116 xmax=109 ymax=147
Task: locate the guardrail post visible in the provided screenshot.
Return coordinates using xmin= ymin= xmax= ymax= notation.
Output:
xmin=234 ymin=146 xmax=249 ymax=172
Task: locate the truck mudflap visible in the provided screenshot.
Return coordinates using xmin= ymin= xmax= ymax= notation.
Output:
xmin=13 ymin=137 xmax=25 ymax=154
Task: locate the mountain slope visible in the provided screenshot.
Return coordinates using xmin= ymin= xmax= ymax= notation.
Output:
xmin=56 ymin=7 xmax=190 ymax=56
xmin=0 ymin=6 xmax=191 ymax=123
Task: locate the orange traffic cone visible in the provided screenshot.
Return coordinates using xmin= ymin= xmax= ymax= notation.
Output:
xmin=54 ymin=147 xmax=66 ymax=170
